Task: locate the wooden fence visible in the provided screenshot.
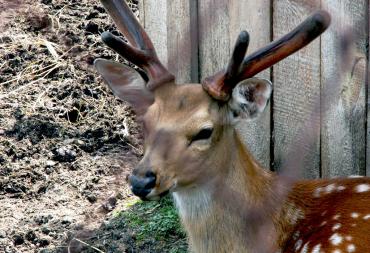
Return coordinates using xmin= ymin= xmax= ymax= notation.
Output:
xmin=138 ymin=0 xmax=369 ymax=179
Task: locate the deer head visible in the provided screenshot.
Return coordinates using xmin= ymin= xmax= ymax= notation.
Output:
xmin=94 ymin=0 xmax=330 ymax=201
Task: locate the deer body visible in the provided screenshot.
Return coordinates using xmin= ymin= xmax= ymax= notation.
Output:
xmin=94 ymin=1 xmax=370 ymax=252
xmin=173 ymin=129 xmax=370 ymax=253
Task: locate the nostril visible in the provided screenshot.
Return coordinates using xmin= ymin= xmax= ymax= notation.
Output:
xmin=145 ymin=170 xmax=156 ymax=178
xmin=144 ymin=171 xmax=156 ymax=189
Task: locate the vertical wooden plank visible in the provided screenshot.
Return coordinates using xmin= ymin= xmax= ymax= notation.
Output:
xmin=198 ymin=1 xmax=230 ymax=80
xmin=230 ymin=1 xmax=271 ymax=169
xmin=139 ymin=0 xmax=197 ymax=83
xmin=140 ymin=0 xmax=168 ymax=65
xmin=321 ymin=0 xmax=367 ymax=178
xmin=367 ymin=1 xmax=370 ymax=177
xmin=198 ymin=0 xmax=271 ymax=169
xmin=273 ymin=0 xmax=321 ymax=179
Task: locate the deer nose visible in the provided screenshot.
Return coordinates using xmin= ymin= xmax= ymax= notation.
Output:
xmin=129 ymin=171 xmax=156 ymax=199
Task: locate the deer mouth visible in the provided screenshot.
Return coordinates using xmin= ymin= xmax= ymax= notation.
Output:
xmin=144 ymin=183 xmax=176 ymax=201
xmin=142 ymin=189 xmax=169 ymax=201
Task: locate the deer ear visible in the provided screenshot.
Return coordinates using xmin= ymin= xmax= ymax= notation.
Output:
xmin=94 ymin=59 xmax=154 ymax=115
xmin=228 ymin=77 xmax=272 ymax=121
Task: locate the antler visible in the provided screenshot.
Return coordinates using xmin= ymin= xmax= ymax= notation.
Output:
xmin=203 ymin=10 xmax=331 ymax=101
xmin=100 ymin=0 xmax=174 ymax=90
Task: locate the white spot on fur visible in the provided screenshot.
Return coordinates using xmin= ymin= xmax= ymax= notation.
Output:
xmin=350 ymin=213 xmax=359 ymax=218
xmin=325 ymin=184 xmax=336 ymax=193
xmin=314 ymin=187 xmax=323 ymax=197
xmin=333 ymin=250 xmax=342 ymax=253
xmin=300 ymin=242 xmax=309 ymax=253
xmin=345 ymin=236 xmax=352 ymax=241
xmin=321 ymin=221 xmax=327 ymax=226
xmin=347 ymin=244 xmax=355 ymax=252
xmin=349 ymin=175 xmax=363 ymax=178
xmin=314 ymin=184 xmax=341 ymax=197
xmin=312 ymin=244 xmax=321 ymax=253
xmin=332 ymin=223 xmax=341 ymax=231
xmin=285 ymin=203 xmax=305 ymax=225
xmin=333 ymin=214 xmax=341 ymax=220
xmin=363 ymin=214 xmax=370 ymax=220
xmin=337 ymin=185 xmax=346 ymax=191
xmin=293 ymin=231 xmax=300 ymax=240
xmin=329 ymin=233 xmax=343 ymax=246
xmin=355 ymin=184 xmax=370 ymax=193
xmin=295 ymin=239 xmax=303 ymax=251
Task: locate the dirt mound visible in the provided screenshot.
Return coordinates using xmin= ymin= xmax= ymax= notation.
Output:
xmin=0 ymin=0 xmax=185 ymax=252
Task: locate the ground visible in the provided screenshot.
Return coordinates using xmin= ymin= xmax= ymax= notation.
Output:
xmin=0 ymin=0 xmax=186 ymax=252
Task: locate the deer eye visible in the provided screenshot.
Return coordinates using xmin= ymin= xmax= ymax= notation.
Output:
xmin=190 ymin=127 xmax=214 ymax=143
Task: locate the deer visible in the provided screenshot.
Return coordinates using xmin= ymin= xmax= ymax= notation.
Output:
xmin=94 ymin=0 xmax=370 ymax=252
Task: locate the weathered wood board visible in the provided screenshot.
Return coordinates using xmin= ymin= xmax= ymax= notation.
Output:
xmin=139 ymin=0 xmax=198 ymax=83
xmin=321 ymin=0 xmax=367 ymax=177
xmin=273 ymin=0 xmax=321 ymax=179
xmin=198 ymin=0 xmax=271 ymax=169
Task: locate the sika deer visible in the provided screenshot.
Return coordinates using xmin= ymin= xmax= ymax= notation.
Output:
xmin=94 ymin=1 xmax=370 ymax=252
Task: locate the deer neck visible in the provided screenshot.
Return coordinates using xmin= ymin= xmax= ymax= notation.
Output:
xmin=172 ymin=130 xmax=282 ymax=253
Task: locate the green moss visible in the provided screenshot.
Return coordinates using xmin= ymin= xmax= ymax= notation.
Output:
xmin=119 ymin=196 xmax=187 ymax=252
xmin=122 ymin=197 xmax=185 ymax=240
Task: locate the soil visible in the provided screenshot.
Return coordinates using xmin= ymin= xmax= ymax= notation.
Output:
xmin=0 ymin=0 xmax=178 ymax=252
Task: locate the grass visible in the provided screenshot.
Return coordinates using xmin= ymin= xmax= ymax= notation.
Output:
xmin=113 ymin=196 xmax=188 ymax=253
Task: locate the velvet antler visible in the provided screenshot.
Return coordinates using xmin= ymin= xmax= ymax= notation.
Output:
xmin=202 ymin=10 xmax=331 ymax=101
xmin=100 ymin=0 xmax=174 ymax=90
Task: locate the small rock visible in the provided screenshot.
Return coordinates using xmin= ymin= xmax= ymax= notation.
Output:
xmin=53 ymin=146 xmax=77 ymax=162
xmin=37 ymin=184 xmax=48 ymax=194
xmin=13 ymin=234 xmax=24 ymax=245
xmin=41 ymin=226 xmax=50 ymax=235
xmin=85 ymin=21 xmax=99 ymax=34
xmin=34 ymin=214 xmax=53 ymax=225
xmin=14 ymin=107 xmax=25 ymax=119
xmin=25 ymin=231 xmax=36 ymax=242
xmin=0 ymin=129 xmax=5 ymax=135
xmin=5 ymin=183 xmax=26 ymax=194
xmin=93 ymin=5 xmax=105 ymax=13
xmin=27 ymin=14 xmax=51 ymax=31
xmin=0 ymin=36 xmax=12 ymax=43
xmin=0 ymin=231 xmax=6 ymax=238
xmin=68 ymin=163 xmax=79 ymax=171
xmin=41 ymin=0 xmax=52 ymax=5
xmin=86 ymin=11 xmax=99 ymax=20
xmin=86 ymin=193 xmax=97 ymax=203
xmin=45 ymin=160 xmax=56 ymax=167
xmin=75 ymin=139 xmax=85 ymax=145
xmin=63 ymin=139 xmax=75 ymax=145
xmin=61 ymin=216 xmax=73 ymax=226
xmin=86 ymin=35 xmax=95 ymax=43
xmin=45 ymin=167 xmax=54 ymax=174
xmin=0 ymin=155 xmax=6 ymax=165
xmin=37 ymin=238 xmax=50 ymax=247
xmin=102 ymin=196 xmax=117 ymax=211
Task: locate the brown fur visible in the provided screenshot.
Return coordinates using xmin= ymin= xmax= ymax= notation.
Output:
xmin=133 ymin=83 xmax=370 ymax=253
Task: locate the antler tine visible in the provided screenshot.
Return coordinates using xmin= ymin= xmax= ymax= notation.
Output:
xmin=203 ymin=10 xmax=331 ymax=101
xmin=203 ymin=31 xmax=250 ymax=100
xmin=100 ymin=0 xmax=174 ymax=90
